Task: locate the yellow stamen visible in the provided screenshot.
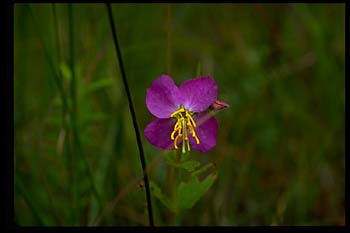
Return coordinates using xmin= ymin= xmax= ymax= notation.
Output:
xmin=174 ymin=133 xmax=182 ymax=149
xmin=170 ymin=105 xmax=201 ymax=153
xmin=186 ymin=111 xmax=197 ymax=127
xmin=187 ymin=122 xmax=200 ymax=144
xmin=170 ymin=107 xmax=185 ymax=118
xmin=171 ymin=118 xmax=183 ymax=140
xmin=194 ymin=134 xmax=200 ymax=144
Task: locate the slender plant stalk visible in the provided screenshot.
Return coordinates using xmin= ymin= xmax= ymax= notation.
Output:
xmin=105 ymin=3 xmax=154 ymax=226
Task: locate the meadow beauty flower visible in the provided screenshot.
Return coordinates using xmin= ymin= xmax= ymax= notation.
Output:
xmin=144 ymin=75 xmax=221 ymax=153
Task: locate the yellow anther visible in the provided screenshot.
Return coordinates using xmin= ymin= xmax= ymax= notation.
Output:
xmin=170 ymin=107 xmax=185 ymax=118
xmin=174 ymin=133 xmax=182 ymax=149
xmin=192 ymin=129 xmax=200 ymax=145
xmin=171 ymin=118 xmax=183 ymax=140
xmin=186 ymin=111 xmax=197 ymax=128
xmin=194 ymin=135 xmax=200 ymax=144
xmin=169 ymin=106 xmax=201 ymax=152
xmin=186 ymin=123 xmax=195 ymax=137
xmin=187 ymin=123 xmax=200 ymax=144
xmin=171 ymin=130 xmax=176 ymax=140
xmin=187 ymin=122 xmax=192 ymax=133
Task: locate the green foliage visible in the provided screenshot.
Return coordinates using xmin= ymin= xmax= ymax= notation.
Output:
xmin=165 ymin=151 xmax=201 ymax=172
xmin=167 ymin=160 xmax=201 ymax=172
xmin=149 ymin=181 xmax=175 ymax=211
xmin=151 ymin=161 xmax=217 ymax=213
xmin=175 ymin=166 xmax=217 ymax=211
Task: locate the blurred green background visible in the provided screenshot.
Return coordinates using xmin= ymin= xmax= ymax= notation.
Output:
xmin=14 ymin=3 xmax=345 ymax=226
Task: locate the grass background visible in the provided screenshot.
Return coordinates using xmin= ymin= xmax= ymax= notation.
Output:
xmin=14 ymin=3 xmax=345 ymax=226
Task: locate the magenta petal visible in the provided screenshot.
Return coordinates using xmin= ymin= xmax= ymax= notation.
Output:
xmin=144 ymin=118 xmax=176 ymax=150
xmin=146 ymin=75 xmax=181 ymax=118
xmin=189 ymin=113 xmax=218 ymax=153
xmin=179 ymin=77 xmax=218 ymax=112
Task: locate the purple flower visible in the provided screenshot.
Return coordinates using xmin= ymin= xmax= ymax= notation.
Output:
xmin=144 ymin=74 xmax=220 ymax=153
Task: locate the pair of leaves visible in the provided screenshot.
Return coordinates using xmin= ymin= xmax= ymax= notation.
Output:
xmin=150 ymin=162 xmax=217 ymax=213
xmin=165 ymin=151 xmax=200 ymax=172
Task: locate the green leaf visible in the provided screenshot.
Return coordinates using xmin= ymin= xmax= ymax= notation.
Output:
xmin=191 ymin=162 xmax=216 ymax=180
xmin=166 ymin=150 xmax=179 ymax=164
xmin=167 ymin=150 xmax=191 ymax=163
xmin=150 ymin=162 xmax=217 ymax=213
xmin=167 ymin=160 xmax=201 ymax=172
xmin=180 ymin=150 xmax=191 ymax=162
xmin=166 ymin=150 xmax=194 ymax=171
xmin=175 ymin=172 xmax=217 ymax=211
xmin=149 ymin=181 xmax=175 ymax=211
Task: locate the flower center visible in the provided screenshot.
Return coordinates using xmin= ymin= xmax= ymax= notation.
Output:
xmin=170 ymin=105 xmax=200 ymax=153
